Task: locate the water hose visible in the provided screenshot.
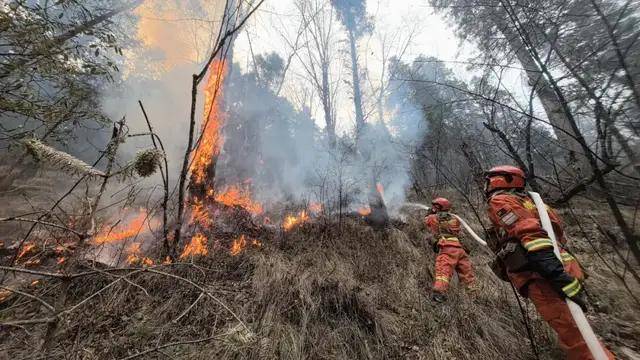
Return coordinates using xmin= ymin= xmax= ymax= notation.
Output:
xmin=401 ymin=203 xmax=488 ymax=246
xmin=451 ymin=214 xmax=487 ymax=247
xmin=529 ymin=191 xmax=609 ymax=360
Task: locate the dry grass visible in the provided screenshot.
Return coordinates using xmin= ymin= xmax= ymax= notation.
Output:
xmin=1 ymin=207 xmax=639 ymax=359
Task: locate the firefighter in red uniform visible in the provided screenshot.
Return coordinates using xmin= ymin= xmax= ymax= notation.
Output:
xmin=484 ymin=165 xmax=614 ymax=360
xmin=425 ymin=197 xmax=475 ymax=302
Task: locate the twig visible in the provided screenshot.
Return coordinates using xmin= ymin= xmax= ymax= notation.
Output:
xmin=0 ymin=286 xmax=55 ymax=312
xmin=172 ymin=292 xmax=205 ymax=323
xmin=118 ymin=335 xmax=222 ymax=360
xmin=0 ymin=266 xmax=64 ymax=278
xmin=0 ymin=217 xmax=85 ymax=238
xmin=142 ymin=268 xmax=249 ymax=332
xmin=138 ymin=100 xmax=170 ymax=256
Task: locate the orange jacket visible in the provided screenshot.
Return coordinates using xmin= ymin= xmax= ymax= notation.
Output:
xmin=487 ymin=191 xmax=565 ymax=252
xmin=486 ymin=190 xmax=584 ymax=290
xmin=425 ymin=212 xmax=462 ymax=248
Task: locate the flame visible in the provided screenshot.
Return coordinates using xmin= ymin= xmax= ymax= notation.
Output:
xmin=358 ymin=207 xmax=372 ymax=216
xmin=376 ymin=183 xmax=384 ymax=196
xmin=57 ymin=257 xmax=66 ymax=265
xmin=31 ymin=280 xmax=40 ymax=286
xmin=180 ymin=233 xmax=208 ymax=259
xmin=283 ymin=210 xmax=310 ymax=231
xmin=126 ymin=243 xmax=142 ymax=264
xmin=190 ymin=197 xmax=214 ymax=228
xmin=163 ymin=256 xmax=172 ymax=264
xmin=125 ymin=242 xmax=154 ymax=266
xmin=17 ymin=243 xmax=36 ymax=259
xmin=190 ymin=59 xmax=227 ymax=185
xmin=93 ymin=210 xmax=150 ymax=245
xmin=309 ymin=202 xmax=323 ymax=214
xmin=230 ymin=235 xmax=247 ymax=256
xmin=0 ymin=290 xmax=10 ymax=302
xmin=215 ymin=184 xmax=264 ymax=215
xmin=230 ymin=235 xmax=261 ymax=256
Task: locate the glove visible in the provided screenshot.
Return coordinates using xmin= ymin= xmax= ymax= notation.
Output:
xmin=568 ymin=289 xmax=589 ymax=312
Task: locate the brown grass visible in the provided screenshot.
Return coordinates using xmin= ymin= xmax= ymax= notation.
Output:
xmin=1 ymin=209 xmax=639 ymax=359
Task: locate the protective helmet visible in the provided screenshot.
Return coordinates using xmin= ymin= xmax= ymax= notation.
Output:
xmin=484 ymin=165 xmax=526 ymax=195
xmin=431 ymin=197 xmax=452 ymax=211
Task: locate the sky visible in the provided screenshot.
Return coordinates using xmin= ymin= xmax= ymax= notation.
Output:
xmin=106 ymin=0 xmax=530 ymax=156
xmin=232 ymin=0 xmax=487 ymax=133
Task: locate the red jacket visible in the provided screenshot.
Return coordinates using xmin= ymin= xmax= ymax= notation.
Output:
xmin=425 ymin=212 xmax=463 ymax=248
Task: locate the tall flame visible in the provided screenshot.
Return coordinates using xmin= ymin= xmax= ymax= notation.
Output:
xmin=190 ymin=59 xmax=227 ymax=185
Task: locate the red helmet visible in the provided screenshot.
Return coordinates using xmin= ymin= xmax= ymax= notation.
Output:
xmin=485 ymin=165 xmax=526 ymax=195
xmin=431 ymin=197 xmax=451 ymax=211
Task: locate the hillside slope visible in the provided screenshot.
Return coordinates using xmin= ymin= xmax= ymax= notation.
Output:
xmin=2 ymin=207 xmax=639 ymax=359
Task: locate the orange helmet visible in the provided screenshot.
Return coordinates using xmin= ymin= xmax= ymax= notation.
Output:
xmin=484 ymin=165 xmax=526 ymax=195
xmin=431 ymin=197 xmax=451 ymax=211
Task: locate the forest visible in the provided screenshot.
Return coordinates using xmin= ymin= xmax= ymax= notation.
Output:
xmin=0 ymin=0 xmax=638 ymax=359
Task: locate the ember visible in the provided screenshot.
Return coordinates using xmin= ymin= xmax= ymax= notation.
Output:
xmin=358 ymin=207 xmax=372 ymax=216
xmin=17 ymin=243 xmax=36 ymax=259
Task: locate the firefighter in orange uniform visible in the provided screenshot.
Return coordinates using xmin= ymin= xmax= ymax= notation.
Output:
xmin=425 ymin=197 xmax=475 ymax=302
xmin=484 ymin=165 xmax=614 ymax=360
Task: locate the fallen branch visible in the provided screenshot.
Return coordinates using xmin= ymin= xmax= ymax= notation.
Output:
xmin=0 ymin=285 xmax=55 ymax=312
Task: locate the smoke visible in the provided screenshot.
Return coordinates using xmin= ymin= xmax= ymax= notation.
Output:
xmin=101 ymin=1 xmax=427 ymax=216
xmin=216 ymin=55 xmax=426 ymax=214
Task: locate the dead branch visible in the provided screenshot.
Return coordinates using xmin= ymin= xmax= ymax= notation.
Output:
xmin=0 ymin=286 xmax=55 ymax=312
xmin=0 ymin=217 xmax=85 ymax=238
xmin=142 ymin=268 xmax=249 ymax=333
xmin=552 ymin=164 xmax=616 ymax=205
xmin=172 ymin=292 xmax=205 ymax=323
xmin=138 ymin=100 xmax=170 ymax=256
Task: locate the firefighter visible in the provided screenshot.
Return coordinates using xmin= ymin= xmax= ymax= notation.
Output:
xmin=484 ymin=165 xmax=614 ymax=360
xmin=425 ymin=197 xmax=475 ymax=302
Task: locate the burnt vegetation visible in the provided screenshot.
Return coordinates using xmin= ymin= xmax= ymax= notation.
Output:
xmin=1 ymin=0 xmax=639 ymax=359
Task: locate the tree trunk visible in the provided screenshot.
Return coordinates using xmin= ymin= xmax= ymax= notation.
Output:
xmin=502 ymin=27 xmax=589 ymax=175
xmin=348 ymin=28 xmax=365 ymax=136
xmin=321 ymin=62 xmax=337 ymax=147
